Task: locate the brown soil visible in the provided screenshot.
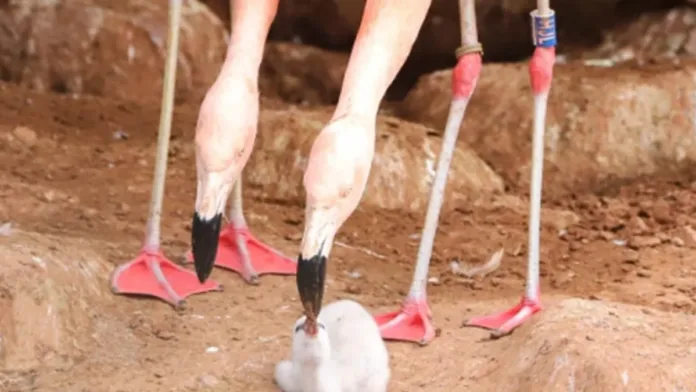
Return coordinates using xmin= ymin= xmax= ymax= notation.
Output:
xmin=1 ymin=70 xmax=696 ymax=391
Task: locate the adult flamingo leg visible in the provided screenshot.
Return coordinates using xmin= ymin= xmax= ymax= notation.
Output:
xmin=374 ymin=0 xmax=482 ymax=345
xmin=185 ymin=179 xmax=296 ymax=284
xmin=189 ymin=0 xmax=288 ymax=285
xmin=111 ymin=0 xmax=221 ymax=308
xmin=463 ymin=0 xmax=556 ymax=338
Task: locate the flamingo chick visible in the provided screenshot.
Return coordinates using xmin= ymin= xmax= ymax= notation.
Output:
xmin=275 ymin=299 xmax=390 ymax=392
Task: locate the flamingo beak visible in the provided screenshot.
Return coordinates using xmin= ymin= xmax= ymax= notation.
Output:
xmin=297 ymin=208 xmax=337 ymax=332
xmin=191 ymin=171 xmax=231 ymax=283
xmin=191 ymin=212 xmax=223 ymax=283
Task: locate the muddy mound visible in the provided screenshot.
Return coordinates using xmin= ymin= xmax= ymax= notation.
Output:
xmin=488 ymin=298 xmax=696 ymax=390
xmin=247 ymin=107 xmax=504 ymax=212
xmin=0 ymin=230 xmax=135 ymax=390
xmin=0 ymin=0 xmax=227 ymax=102
xmin=400 ymin=60 xmax=696 ymax=196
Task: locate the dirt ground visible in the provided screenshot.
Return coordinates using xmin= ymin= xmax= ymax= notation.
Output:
xmin=2 ymin=63 xmax=696 ymax=392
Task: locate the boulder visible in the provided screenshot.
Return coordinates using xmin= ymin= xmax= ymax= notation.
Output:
xmin=0 ymin=231 xmax=121 ymax=375
xmin=483 ymin=298 xmax=696 ymax=391
xmin=246 ymin=107 xmax=504 ymax=212
xmin=0 ymin=0 xmax=228 ymax=102
xmin=260 ymin=42 xmax=348 ymax=105
xmin=566 ymin=6 xmax=696 ymax=63
xmin=399 ymin=59 xmax=696 ymax=196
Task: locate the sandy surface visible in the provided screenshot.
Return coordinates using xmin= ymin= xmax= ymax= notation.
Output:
xmin=1 ymin=68 xmax=696 ymax=391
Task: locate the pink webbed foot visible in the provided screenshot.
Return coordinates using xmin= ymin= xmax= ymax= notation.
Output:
xmin=186 ymin=224 xmax=296 ymax=284
xmin=111 ymin=249 xmax=222 ymax=308
xmin=374 ymin=297 xmax=436 ymax=345
xmin=463 ymin=296 xmax=542 ymax=339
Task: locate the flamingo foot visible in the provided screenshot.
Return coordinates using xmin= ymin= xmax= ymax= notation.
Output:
xmin=374 ymin=297 xmax=436 ymax=345
xmin=463 ymin=296 xmax=542 ymax=339
xmin=186 ymin=224 xmax=296 ymax=284
xmin=111 ymin=249 xmax=222 ymax=308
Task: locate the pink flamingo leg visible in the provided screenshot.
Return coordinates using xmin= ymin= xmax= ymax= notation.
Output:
xmin=111 ymin=0 xmax=221 ymax=308
xmin=463 ymin=0 xmax=555 ymax=338
xmin=374 ymin=0 xmax=482 ymax=345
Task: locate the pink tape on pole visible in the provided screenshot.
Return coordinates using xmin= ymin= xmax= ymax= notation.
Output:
xmin=529 ymin=47 xmax=555 ymax=95
xmin=452 ymin=52 xmax=482 ymax=100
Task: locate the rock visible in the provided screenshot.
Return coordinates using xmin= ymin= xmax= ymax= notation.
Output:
xmin=568 ymin=7 xmax=696 ymax=64
xmin=623 ymin=249 xmax=640 ymax=264
xmin=674 ymin=225 xmax=696 ymax=248
xmin=12 ymin=126 xmax=37 ymax=148
xmin=628 ymin=235 xmax=661 ymax=249
xmin=671 ymin=236 xmax=685 ymax=247
xmin=41 ymin=190 xmax=56 ymax=203
xmin=259 ymin=42 xmax=349 ymax=105
xmin=651 ymin=199 xmax=673 ymax=224
xmin=546 ymin=209 xmax=581 ymax=232
xmin=627 ymin=216 xmax=650 ymax=234
xmin=245 ymin=107 xmax=504 ymax=212
xmin=551 ymin=270 xmax=576 ymax=288
xmin=199 ymin=374 xmax=220 ymax=388
xmin=0 ymin=0 xmax=228 ymax=102
xmin=0 ymin=230 xmax=117 ymax=373
xmin=400 ymin=60 xmax=696 ymax=196
xmin=481 ymin=298 xmax=696 ymax=391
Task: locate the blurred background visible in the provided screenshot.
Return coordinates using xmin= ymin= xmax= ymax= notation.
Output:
xmin=0 ymin=0 xmax=693 ymax=104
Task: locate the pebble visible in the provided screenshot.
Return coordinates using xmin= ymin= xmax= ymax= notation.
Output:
xmin=0 ymin=222 xmax=11 ymax=236
xmin=598 ymin=231 xmax=614 ymax=241
xmin=551 ymin=271 xmax=576 ymax=288
xmin=670 ymin=236 xmax=685 ymax=247
xmin=82 ymin=208 xmax=98 ymax=218
xmin=627 ymin=235 xmax=661 ymax=250
xmin=344 ymin=284 xmax=361 ymax=294
xmin=651 ymin=199 xmax=672 ymax=224
xmin=154 ymin=329 xmax=174 ymax=341
xmin=199 ymin=374 xmax=220 ymax=388
xmin=41 ymin=190 xmax=56 ymax=202
xmin=623 ymin=250 xmax=640 ymax=264
xmin=675 ymin=225 xmax=696 ymax=248
xmin=12 ymin=126 xmax=37 ymax=147
xmin=628 ymin=216 xmax=650 ymax=233
xmin=113 ymin=130 xmax=129 ymax=140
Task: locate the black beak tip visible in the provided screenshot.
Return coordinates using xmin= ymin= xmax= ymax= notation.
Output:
xmin=191 ymin=212 xmax=223 ymax=283
xmin=296 ymin=253 xmax=328 ymax=318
